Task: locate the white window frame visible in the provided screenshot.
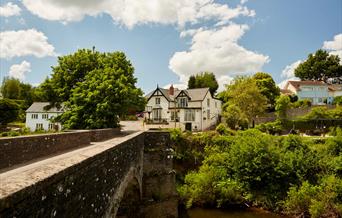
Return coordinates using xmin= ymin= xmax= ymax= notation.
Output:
xmin=207 ymin=99 xmax=210 ymax=107
xmin=178 ymin=97 xmax=188 ymax=108
xmin=31 ymin=114 xmax=38 ymax=119
xmin=155 ymin=97 xmax=160 ymax=105
xmin=42 ymin=113 xmax=49 ymax=119
xmin=36 ymin=123 xmax=43 ymax=130
xmin=184 ymin=109 xmax=195 ymax=121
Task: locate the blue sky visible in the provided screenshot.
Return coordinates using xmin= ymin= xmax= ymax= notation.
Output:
xmin=0 ymin=0 xmax=341 ymax=93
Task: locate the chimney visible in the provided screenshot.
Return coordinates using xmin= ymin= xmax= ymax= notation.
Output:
xmin=169 ymin=84 xmax=174 ymax=96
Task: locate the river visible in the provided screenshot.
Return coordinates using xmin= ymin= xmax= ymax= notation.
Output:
xmin=183 ymin=208 xmax=285 ymax=218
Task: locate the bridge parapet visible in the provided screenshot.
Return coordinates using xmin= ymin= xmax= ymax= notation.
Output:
xmin=0 ymin=130 xmax=178 ymax=218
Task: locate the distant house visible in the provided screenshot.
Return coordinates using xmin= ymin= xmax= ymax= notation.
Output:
xmin=282 ymin=80 xmax=342 ymax=105
xmin=145 ymin=85 xmax=222 ymax=131
xmin=26 ymin=102 xmax=64 ymax=131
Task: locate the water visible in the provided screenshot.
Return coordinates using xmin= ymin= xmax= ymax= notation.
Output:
xmin=185 ymin=208 xmax=284 ymax=218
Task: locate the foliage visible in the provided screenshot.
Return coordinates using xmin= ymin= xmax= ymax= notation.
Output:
xmin=220 ymin=76 xmax=267 ymax=125
xmin=275 ymin=95 xmax=291 ymax=118
xmin=253 ymin=72 xmax=280 ymax=107
xmin=175 ymin=129 xmax=341 ymax=216
xmin=291 ymin=99 xmax=312 ymax=108
xmin=215 ymin=123 xmax=235 ymax=136
xmin=294 ymin=49 xmax=342 ymax=83
xmin=0 ymin=99 xmax=20 ymax=125
xmin=222 ymin=104 xmax=248 ymax=130
xmin=255 ymin=120 xmax=283 ymax=135
xmin=39 ymin=49 xmax=145 ymax=129
xmin=187 ymin=72 xmax=219 ymax=96
xmin=333 ymin=96 xmax=342 ymax=105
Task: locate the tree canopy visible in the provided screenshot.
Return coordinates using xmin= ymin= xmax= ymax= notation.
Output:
xmin=252 ymin=72 xmax=280 ymax=107
xmin=39 ymin=49 xmax=145 ymax=129
xmin=220 ymin=76 xmax=267 ymax=126
xmin=294 ymin=49 xmax=342 ymax=83
xmin=0 ymin=99 xmax=19 ymax=126
xmin=187 ymin=72 xmax=219 ymax=96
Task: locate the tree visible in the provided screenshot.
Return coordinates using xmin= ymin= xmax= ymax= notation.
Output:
xmin=1 ymin=77 xmax=21 ymax=99
xmin=294 ymin=49 xmax=342 ymax=83
xmin=45 ymin=50 xmax=145 ymax=129
xmin=0 ymin=99 xmax=19 ymax=126
xmin=223 ymin=104 xmax=248 ymax=129
xmin=275 ymin=95 xmax=291 ymax=119
xmin=221 ymin=76 xmax=267 ymax=125
xmin=253 ymin=72 xmax=280 ymax=107
xmin=187 ymin=72 xmax=219 ymax=96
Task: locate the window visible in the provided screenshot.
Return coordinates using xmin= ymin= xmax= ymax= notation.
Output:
xmin=207 ymin=110 xmax=210 ymax=119
xmin=49 ymin=123 xmax=54 ymax=130
xmin=215 ymin=101 xmax=217 ymax=108
xmin=153 ymin=109 xmax=161 ymax=120
xmin=155 ymin=97 xmax=160 ymax=105
xmin=171 ymin=111 xmax=178 ymax=121
xmin=184 ymin=109 xmax=195 ymax=121
xmin=178 ymin=97 xmax=188 ymax=108
xmin=31 ymin=114 xmax=38 ymax=119
xmin=318 ymin=98 xmax=323 ymax=103
xmin=36 ymin=123 xmax=43 ymax=130
xmin=42 ymin=114 xmax=49 ymax=119
xmin=207 ymin=99 xmax=210 ymax=107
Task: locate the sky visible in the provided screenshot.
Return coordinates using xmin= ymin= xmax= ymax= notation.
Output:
xmin=0 ymin=0 xmax=341 ymax=94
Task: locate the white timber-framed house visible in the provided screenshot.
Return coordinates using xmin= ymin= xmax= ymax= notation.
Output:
xmin=145 ymin=85 xmax=222 ymax=131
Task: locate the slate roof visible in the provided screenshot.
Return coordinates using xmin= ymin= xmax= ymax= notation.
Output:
xmin=26 ymin=102 xmax=64 ymax=113
xmin=285 ymin=80 xmax=326 ymax=91
xmin=146 ymin=87 xmax=210 ymax=102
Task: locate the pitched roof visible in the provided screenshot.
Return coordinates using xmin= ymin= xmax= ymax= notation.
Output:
xmin=328 ymin=84 xmax=342 ymax=91
xmin=145 ymin=87 xmax=211 ymax=102
xmin=26 ymin=102 xmax=64 ymax=113
xmin=285 ymin=80 xmax=326 ymax=90
xmin=280 ymin=89 xmax=294 ymax=95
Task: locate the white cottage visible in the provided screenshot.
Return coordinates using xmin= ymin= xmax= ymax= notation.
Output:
xmin=145 ymin=85 xmax=222 ymax=131
xmin=26 ymin=102 xmax=64 ymax=131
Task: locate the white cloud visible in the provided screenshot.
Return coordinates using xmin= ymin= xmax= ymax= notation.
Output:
xmin=0 ymin=2 xmax=21 ymax=17
xmin=9 ymin=60 xmax=31 ymax=81
xmin=240 ymin=0 xmax=248 ymax=5
xmin=323 ymin=34 xmax=342 ymax=51
xmin=323 ymin=33 xmax=342 ymax=64
xmin=281 ymin=60 xmax=302 ymax=79
xmin=169 ymin=24 xmax=269 ymax=87
xmin=22 ymin=0 xmax=255 ymax=28
xmin=0 ymin=29 xmax=56 ymax=59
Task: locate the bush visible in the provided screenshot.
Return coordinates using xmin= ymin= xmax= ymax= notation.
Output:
xmin=215 ymin=123 xmax=235 ymax=136
xmin=255 ymin=120 xmax=283 ymax=135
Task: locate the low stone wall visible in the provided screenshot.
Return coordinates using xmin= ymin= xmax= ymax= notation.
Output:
xmin=89 ymin=128 xmax=120 ymax=142
xmin=0 ymin=131 xmax=91 ymax=170
xmin=0 ymin=128 xmax=120 ymax=171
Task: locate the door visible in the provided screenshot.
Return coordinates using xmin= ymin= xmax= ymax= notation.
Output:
xmin=185 ymin=123 xmax=192 ymax=131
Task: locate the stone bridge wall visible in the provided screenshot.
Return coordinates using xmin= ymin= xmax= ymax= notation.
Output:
xmin=0 ymin=128 xmax=120 ymax=170
xmin=0 ymin=132 xmax=144 ymax=218
xmin=0 ymin=131 xmax=177 ymax=218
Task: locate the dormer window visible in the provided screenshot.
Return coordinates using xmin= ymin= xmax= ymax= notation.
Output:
xmin=178 ymin=97 xmax=188 ymax=108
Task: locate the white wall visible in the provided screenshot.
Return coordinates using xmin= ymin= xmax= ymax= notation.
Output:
xmin=26 ymin=112 xmax=62 ymax=131
xmin=146 ymin=94 xmax=170 ymax=120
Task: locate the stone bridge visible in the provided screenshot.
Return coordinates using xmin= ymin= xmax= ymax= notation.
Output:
xmin=0 ymin=129 xmax=178 ymax=218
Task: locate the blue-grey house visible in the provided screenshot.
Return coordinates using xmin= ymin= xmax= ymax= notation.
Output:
xmin=283 ymin=81 xmax=342 ymax=105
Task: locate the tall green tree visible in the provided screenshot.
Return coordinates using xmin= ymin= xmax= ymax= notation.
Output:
xmin=253 ymin=72 xmax=280 ymax=107
xmin=1 ymin=77 xmax=21 ymax=99
xmin=294 ymin=49 xmax=342 ymax=83
xmin=187 ymin=72 xmax=219 ymax=96
xmin=221 ymin=76 xmax=267 ymax=125
xmin=41 ymin=49 xmax=145 ymax=129
xmin=275 ymin=95 xmax=291 ymax=119
xmin=0 ymin=99 xmax=19 ymax=126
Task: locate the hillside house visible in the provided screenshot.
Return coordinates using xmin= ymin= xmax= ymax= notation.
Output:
xmin=145 ymin=85 xmax=222 ymax=131
xmin=26 ymin=102 xmax=64 ymax=131
xmin=282 ymin=81 xmax=342 ymax=105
